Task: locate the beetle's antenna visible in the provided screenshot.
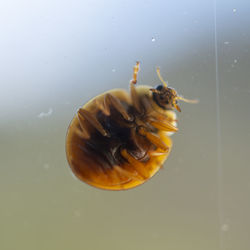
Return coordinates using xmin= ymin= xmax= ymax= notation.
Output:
xmin=156 ymin=67 xmax=168 ymax=87
xmin=177 ymin=96 xmax=199 ymax=104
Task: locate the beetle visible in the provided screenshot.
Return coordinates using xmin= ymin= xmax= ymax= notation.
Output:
xmin=66 ymin=62 xmax=197 ymax=190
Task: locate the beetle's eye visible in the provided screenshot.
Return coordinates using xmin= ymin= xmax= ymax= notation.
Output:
xmin=156 ymin=85 xmax=163 ymax=91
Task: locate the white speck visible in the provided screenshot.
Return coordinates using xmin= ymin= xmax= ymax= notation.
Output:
xmin=112 ymin=68 xmax=116 ymax=73
xmin=232 ymin=8 xmax=236 ymax=13
xmin=221 ymin=224 xmax=229 ymax=231
xmin=151 ymin=37 xmax=156 ymax=42
xmin=43 ymin=163 xmax=50 ymax=169
xmin=37 ymin=108 xmax=53 ymax=118
xmin=224 ymin=41 xmax=230 ymax=45
xmin=234 ymin=59 xmax=238 ymax=63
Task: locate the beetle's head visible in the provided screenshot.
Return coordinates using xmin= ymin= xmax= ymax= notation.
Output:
xmin=150 ymin=68 xmax=198 ymax=112
xmin=151 ymin=85 xmax=182 ymax=111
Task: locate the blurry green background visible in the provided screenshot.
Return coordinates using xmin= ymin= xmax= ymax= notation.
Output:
xmin=1 ymin=0 xmax=250 ymax=250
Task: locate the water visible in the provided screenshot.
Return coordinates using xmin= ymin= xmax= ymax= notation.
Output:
xmin=1 ymin=1 xmax=250 ymax=250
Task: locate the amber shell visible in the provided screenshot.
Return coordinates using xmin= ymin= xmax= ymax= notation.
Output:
xmin=66 ymin=89 xmax=173 ymax=190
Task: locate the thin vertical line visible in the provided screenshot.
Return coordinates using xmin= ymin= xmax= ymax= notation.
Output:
xmin=213 ymin=0 xmax=224 ymax=249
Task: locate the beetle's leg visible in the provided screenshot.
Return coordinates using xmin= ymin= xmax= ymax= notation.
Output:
xmin=130 ymin=82 xmax=141 ymax=112
xmin=146 ymin=113 xmax=178 ymax=132
xmin=149 ymin=120 xmax=178 ymax=132
xmin=114 ymin=165 xmax=144 ymax=181
xmin=75 ymin=126 xmax=91 ymax=139
xmin=149 ymin=151 xmax=169 ymax=156
xmin=94 ymin=99 xmax=110 ymax=116
xmin=77 ymin=116 xmax=91 ymax=139
xmin=131 ymin=128 xmax=147 ymax=154
xmin=129 ymin=62 xmax=141 ymax=112
xmin=78 ymin=108 xmax=110 ymax=137
xmin=130 ymin=61 xmax=140 ymax=84
xmin=104 ymin=93 xmax=132 ymax=121
xmin=138 ymin=127 xmax=169 ymax=151
xmin=121 ymin=148 xmax=149 ymax=179
xmin=140 ymin=96 xmax=153 ymax=114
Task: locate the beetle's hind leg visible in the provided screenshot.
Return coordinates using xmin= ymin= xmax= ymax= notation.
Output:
xmin=105 ymin=93 xmax=132 ymax=121
xmin=120 ymin=148 xmax=149 ymax=179
xmin=78 ymin=108 xmax=110 ymax=137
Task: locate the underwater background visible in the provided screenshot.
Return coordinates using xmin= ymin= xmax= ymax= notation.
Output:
xmin=1 ymin=0 xmax=249 ymax=249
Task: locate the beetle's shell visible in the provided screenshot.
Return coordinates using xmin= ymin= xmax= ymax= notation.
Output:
xmin=66 ymin=88 xmax=174 ymax=190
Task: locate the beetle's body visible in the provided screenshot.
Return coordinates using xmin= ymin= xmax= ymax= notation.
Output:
xmin=66 ymin=62 xmax=196 ymax=190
